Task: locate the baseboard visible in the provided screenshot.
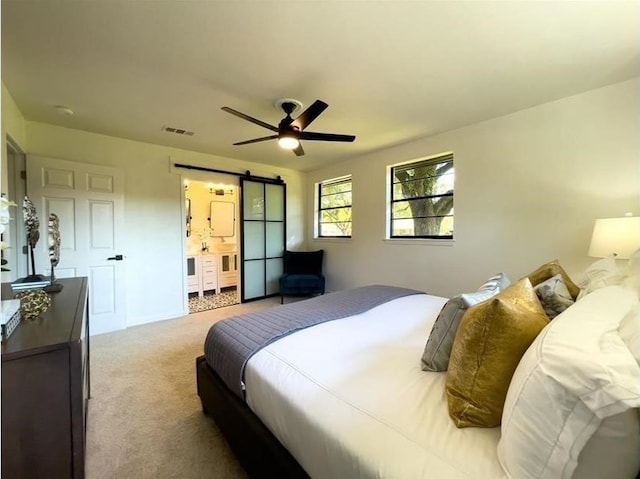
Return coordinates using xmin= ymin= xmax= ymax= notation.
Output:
xmin=127 ymin=310 xmax=185 ymax=327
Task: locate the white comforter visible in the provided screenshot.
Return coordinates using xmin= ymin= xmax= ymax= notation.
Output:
xmin=244 ymin=293 xmax=506 ymax=479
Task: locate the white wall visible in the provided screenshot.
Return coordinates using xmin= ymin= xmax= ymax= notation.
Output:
xmin=24 ymin=122 xmax=306 ymax=327
xmin=306 ymin=79 xmax=640 ymax=298
xmin=4 ymin=78 xmax=638 ymax=322
xmin=1 ymin=84 xmax=28 ymax=282
xmin=1 ymin=83 xmax=28 ymax=155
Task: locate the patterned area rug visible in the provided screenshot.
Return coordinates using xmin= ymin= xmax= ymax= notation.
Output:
xmin=188 ymin=288 xmax=239 ymax=314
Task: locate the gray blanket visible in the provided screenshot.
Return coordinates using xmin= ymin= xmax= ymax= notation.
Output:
xmin=204 ymin=285 xmax=423 ymax=399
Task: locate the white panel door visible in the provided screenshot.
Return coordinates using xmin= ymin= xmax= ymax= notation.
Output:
xmin=27 ymin=155 xmax=126 ymax=334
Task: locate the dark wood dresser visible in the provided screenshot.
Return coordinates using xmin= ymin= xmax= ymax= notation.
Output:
xmin=1 ymin=277 xmax=90 ymax=479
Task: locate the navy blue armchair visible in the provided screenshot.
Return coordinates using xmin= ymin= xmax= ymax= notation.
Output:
xmin=279 ymin=250 xmax=325 ymax=304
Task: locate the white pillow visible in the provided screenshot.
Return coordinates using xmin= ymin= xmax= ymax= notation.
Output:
xmin=576 ymin=251 xmax=640 ymax=300
xmin=619 ymin=303 xmax=640 ymax=365
xmin=576 ymin=255 xmax=621 ymax=299
xmin=573 ymin=408 xmax=640 ymax=479
xmin=498 ymin=286 xmax=640 ymax=479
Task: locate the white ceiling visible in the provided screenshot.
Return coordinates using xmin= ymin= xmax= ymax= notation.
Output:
xmin=2 ymin=1 xmax=639 ymax=172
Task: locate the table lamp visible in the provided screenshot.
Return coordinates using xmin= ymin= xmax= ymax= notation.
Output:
xmin=588 ymin=216 xmax=640 ymax=259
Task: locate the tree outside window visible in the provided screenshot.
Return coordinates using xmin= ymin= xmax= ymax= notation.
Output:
xmin=317 ymin=176 xmax=352 ymax=237
xmin=390 ymin=154 xmax=454 ymax=238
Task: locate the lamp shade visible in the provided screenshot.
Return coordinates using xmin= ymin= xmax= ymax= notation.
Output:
xmin=588 ymin=216 xmax=640 ymax=259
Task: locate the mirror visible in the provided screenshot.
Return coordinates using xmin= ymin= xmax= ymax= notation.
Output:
xmin=185 ymin=198 xmax=191 ymax=237
xmin=210 ymin=201 xmax=235 ymax=237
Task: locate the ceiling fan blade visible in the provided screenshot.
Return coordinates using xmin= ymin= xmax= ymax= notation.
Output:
xmin=291 ymin=100 xmax=328 ymax=131
xmin=299 ymin=131 xmax=356 ymax=142
xmin=221 ymin=107 xmax=278 ymax=132
xmin=233 ymin=135 xmax=278 ymax=146
xmin=293 ymin=143 xmax=305 ymax=156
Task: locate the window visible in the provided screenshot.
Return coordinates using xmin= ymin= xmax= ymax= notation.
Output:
xmin=389 ymin=154 xmax=454 ymax=239
xmin=317 ymin=176 xmax=352 ymax=238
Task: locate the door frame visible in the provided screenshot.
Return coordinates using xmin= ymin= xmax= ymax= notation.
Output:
xmin=2 ymin=135 xmax=27 ymax=282
xmin=180 ymin=173 xmax=242 ymax=314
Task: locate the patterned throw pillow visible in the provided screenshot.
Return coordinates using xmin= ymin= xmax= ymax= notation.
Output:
xmin=421 ymin=273 xmax=511 ymax=372
xmin=526 ymin=260 xmax=581 ymax=300
xmin=534 ymin=274 xmax=574 ymax=319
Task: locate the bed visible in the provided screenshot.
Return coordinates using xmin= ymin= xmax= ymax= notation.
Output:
xmin=196 ymin=280 xmax=640 ymax=479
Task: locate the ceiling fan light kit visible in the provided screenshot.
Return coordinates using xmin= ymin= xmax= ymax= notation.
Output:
xmin=278 ymin=135 xmax=299 ymax=150
xmin=221 ymin=98 xmax=355 ymax=156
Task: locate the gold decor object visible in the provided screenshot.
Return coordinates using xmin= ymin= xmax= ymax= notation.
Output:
xmin=445 ymin=278 xmax=549 ymax=428
xmin=525 ymin=259 xmax=581 ymax=300
xmin=15 ymin=290 xmax=51 ymax=320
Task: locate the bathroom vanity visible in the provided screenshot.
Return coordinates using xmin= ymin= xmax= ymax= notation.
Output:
xmin=186 ymin=251 xmax=238 ymax=297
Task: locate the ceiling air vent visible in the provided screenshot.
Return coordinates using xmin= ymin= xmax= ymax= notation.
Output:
xmin=163 ymin=125 xmax=194 ymax=136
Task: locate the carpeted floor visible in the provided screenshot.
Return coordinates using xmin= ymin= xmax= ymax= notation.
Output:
xmin=86 ymin=297 xmax=281 ymax=479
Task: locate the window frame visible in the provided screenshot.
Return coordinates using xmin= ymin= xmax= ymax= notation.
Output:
xmin=316 ymin=175 xmax=353 ymax=239
xmin=388 ymin=153 xmax=454 ymax=240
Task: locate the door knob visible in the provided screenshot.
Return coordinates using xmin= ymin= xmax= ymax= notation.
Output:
xmin=107 ymin=254 xmax=124 ymax=261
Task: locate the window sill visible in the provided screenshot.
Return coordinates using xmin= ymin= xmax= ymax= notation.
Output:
xmin=312 ymin=237 xmax=353 ymax=244
xmin=383 ymin=238 xmax=455 ymax=246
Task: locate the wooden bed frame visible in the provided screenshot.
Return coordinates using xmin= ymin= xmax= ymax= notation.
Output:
xmin=195 ymin=355 xmax=309 ymax=479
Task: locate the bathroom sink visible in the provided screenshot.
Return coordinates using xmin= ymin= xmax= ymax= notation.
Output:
xmin=210 ymin=243 xmax=236 ymax=253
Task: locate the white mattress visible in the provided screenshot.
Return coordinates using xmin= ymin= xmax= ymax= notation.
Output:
xmin=244 ymin=293 xmax=506 ymax=479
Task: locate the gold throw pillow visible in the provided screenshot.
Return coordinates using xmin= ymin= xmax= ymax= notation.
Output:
xmin=526 ymin=259 xmax=581 ymax=300
xmin=446 ymin=278 xmax=549 ymax=428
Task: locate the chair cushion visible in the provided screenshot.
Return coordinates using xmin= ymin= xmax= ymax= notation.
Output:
xmin=283 ymin=250 xmax=324 ymax=275
xmin=280 ymin=274 xmax=325 ymax=295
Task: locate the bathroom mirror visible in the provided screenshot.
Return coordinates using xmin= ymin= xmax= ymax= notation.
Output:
xmin=185 ymin=198 xmax=191 ymax=237
xmin=210 ymin=201 xmax=235 ymax=237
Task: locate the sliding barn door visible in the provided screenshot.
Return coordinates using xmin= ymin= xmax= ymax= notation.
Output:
xmin=240 ymin=178 xmax=286 ymax=302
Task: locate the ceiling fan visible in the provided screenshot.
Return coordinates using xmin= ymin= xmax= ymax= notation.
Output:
xmin=221 ymin=99 xmax=355 ymax=156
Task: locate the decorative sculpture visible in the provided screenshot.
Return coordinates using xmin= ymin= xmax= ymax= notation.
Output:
xmin=44 ymin=213 xmax=63 ymax=293
xmin=23 ymin=196 xmax=46 ymax=282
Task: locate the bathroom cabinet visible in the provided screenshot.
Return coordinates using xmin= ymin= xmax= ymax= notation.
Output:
xmin=187 ymin=255 xmax=201 ymax=294
xmin=218 ymin=252 xmax=238 ymax=289
xmin=201 ymin=255 xmax=218 ymax=294
xmin=187 ymin=252 xmax=238 ymax=297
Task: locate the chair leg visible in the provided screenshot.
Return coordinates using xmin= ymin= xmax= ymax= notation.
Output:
xmin=280 ymin=295 xmax=284 ymax=304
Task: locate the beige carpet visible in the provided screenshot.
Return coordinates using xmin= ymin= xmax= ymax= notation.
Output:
xmin=86 ymin=297 xmax=282 ymax=479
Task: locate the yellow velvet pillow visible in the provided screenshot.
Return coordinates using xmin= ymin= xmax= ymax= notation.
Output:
xmin=526 ymin=259 xmax=581 ymax=300
xmin=445 ymin=278 xmax=549 ymax=428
